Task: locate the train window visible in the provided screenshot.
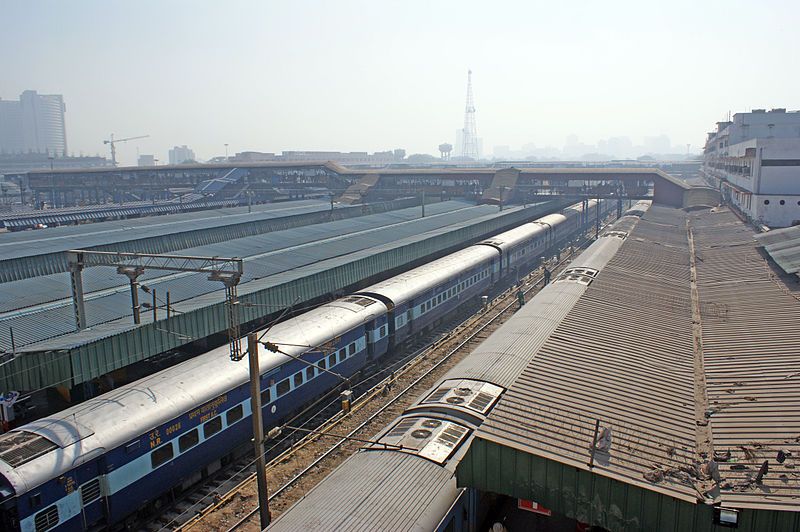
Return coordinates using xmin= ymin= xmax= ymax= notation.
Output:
xmin=80 ymin=478 xmax=101 ymax=506
xmin=348 ymin=343 xmax=356 ymax=355
xmin=381 ymin=325 xmax=388 ymax=336
xmin=29 ymin=492 xmax=42 ymax=507
xmin=261 ymin=388 xmax=271 ymax=404
xmin=328 ymin=354 xmax=336 ymax=367
xmin=277 ymin=378 xmax=291 ymax=396
xmin=125 ymin=440 xmax=140 ymax=454
xmin=151 ymin=443 xmax=174 ymax=469
xmin=179 ymin=429 xmax=199 ymax=452
xmin=317 ymin=359 xmax=326 ymax=371
xmin=204 ymin=416 xmax=222 ymax=438
xmin=293 ymin=372 xmax=303 ymax=387
xmin=226 ymin=405 xmax=244 ymax=425
xmin=306 ymin=366 xmax=314 ymax=380
xmin=338 ymin=350 xmax=346 ymax=363
xmin=34 ymin=504 xmax=59 ymax=531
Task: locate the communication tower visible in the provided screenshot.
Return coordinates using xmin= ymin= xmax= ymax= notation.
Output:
xmin=460 ymin=70 xmax=479 ymax=160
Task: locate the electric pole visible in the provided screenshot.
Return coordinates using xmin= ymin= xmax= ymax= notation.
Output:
xmin=247 ymin=333 xmax=271 ymax=528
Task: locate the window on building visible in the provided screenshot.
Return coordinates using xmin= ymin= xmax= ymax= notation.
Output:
xmin=204 ymin=416 xmax=222 ymax=438
xmin=179 ymin=429 xmax=199 ymax=452
xmin=226 ymin=405 xmax=244 ymax=425
xmin=151 ymin=443 xmax=174 ymax=468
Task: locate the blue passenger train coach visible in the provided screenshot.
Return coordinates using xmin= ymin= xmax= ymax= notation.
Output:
xmin=0 ymin=200 xmax=604 ymax=531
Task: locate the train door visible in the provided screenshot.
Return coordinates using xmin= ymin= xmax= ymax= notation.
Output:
xmin=366 ymin=320 xmax=376 ymax=359
xmin=78 ymin=460 xmax=107 ymax=529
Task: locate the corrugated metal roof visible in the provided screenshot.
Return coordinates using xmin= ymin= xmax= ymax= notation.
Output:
xmin=690 ymin=209 xmax=800 ymax=511
xmin=477 ymin=206 xmax=699 ymax=504
xmin=438 ymin=230 xmax=629 ymax=389
xmin=267 ymin=451 xmax=458 ymax=532
xmin=0 ymin=199 xmax=240 ymax=227
xmin=0 ymin=199 xmax=327 ymax=258
xmin=1 ymin=201 xmax=563 ymax=390
xmin=0 ymin=200 xmax=491 ymax=351
xmin=474 ymin=204 xmax=800 ymax=513
xmin=0 ymin=200 xmax=354 ymax=282
xmin=755 ymin=224 xmax=800 ymax=274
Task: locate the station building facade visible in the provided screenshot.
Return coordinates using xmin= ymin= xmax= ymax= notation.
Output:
xmin=703 ymin=108 xmax=800 ymax=227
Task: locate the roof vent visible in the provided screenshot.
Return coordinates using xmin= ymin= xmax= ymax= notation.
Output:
xmin=374 ymin=417 xmax=470 ymax=464
xmin=0 ymin=431 xmax=58 ymax=468
xmin=421 ymin=379 xmax=504 ymax=415
xmin=339 ymin=296 xmax=378 ymax=308
xmin=603 ymin=230 xmax=628 ymax=240
xmin=558 ymin=267 xmax=598 ymax=278
xmin=554 ymin=266 xmax=598 ymax=286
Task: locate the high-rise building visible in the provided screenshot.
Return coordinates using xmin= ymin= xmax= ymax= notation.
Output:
xmin=168 ymin=145 xmax=196 ymax=165
xmin=0 ymin=99 xmax=24 ymax=154
xmin=137 ymin=154 xmax=156 ymax=166
xmin=0 ymin=91 xmax=67 ymax=155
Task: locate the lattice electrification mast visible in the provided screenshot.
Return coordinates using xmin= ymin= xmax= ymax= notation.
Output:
xmin=460 ymin=69 xmax=479 ymax=160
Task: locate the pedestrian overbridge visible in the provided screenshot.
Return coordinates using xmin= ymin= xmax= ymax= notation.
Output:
xmin=345 ymin=166 xmax=706 ymax=208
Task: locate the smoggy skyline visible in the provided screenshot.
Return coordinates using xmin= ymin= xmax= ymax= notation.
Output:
xmin=2 ymin=0 xmax=798 ymax=165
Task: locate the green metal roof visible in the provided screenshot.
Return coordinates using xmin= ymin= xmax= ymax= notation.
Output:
xmin=458 ymin=438 xmax=800 ymax=532
xmin=0 ymin=200 xmax=566 ymax=391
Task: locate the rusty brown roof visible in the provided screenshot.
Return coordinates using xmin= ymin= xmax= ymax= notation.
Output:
xmin=475 ymin=204 xmax=800 ymax=512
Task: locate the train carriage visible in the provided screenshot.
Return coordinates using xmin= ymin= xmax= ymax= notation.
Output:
xmin=0 ymin=297 xmax=388 ymax=531
xmin=356 ymin=246 xmax=498 ymax=347
xmin=0 ymin=199 xmax=611 ymax=531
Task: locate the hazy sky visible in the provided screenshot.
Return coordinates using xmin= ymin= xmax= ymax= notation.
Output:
xmin=2 ymin=0 xmax=798 ymax=165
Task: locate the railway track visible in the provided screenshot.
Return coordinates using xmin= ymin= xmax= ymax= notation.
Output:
xmin=146 ymin=220 xmax=614 ymax=532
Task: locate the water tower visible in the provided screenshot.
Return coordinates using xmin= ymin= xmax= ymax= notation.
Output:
xmin=439 ymin=143 xmax=453 ymax=160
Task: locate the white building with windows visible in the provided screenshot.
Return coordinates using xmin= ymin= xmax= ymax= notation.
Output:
xmin=703 ymin=108 xmax=800 ymax=227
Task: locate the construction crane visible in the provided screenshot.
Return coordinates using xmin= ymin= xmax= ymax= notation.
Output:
xmin=103 ymin=134 xmax=149 ymax=166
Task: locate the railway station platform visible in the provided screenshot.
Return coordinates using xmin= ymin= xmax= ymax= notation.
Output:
xmin=457 ymin=205 xmax=800 ymax=531
xmin=0 ymin=199 xmax=567 ymax=395
xmin=0 ymin=197 xmax=422 ymax=283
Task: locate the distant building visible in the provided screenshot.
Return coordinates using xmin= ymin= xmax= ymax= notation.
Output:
xmin=703 ymin=108 xmax=800 ymax=227
xmin=168 ymin=145 xmax=196 ymax=165
xmin=0 ymin=90 xmax=67 ymax=156
xmin=0 ymin=100 xmax=24 ymax=154
xmin=232 ymin=151 xmax=400 ymax=166
xmin=137 ymin=154 xmax=155 ymax=166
